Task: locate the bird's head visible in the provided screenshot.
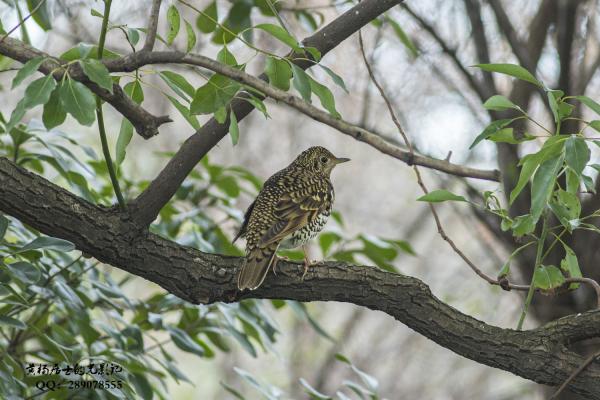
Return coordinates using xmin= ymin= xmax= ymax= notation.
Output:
xmin=294 ymin=146 xmax=350 ymax=176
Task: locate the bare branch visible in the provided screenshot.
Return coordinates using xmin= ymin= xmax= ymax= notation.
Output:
xmin=2 ymin=156 xmax=600 ymax=398
xmin=486 ymin=0 xmax=534 ymax=70
xmin=0 ymin=36 xmax=171 ymax=138
xmin=463 ymin=0 xmax=496 ymax=94
xmin=402 ymin=3 xmax=492 ymax=101
xmin=0 ymin=0 xmax=47 ymax=45
xmin=142 ymin=0 xmax=162 ymax=52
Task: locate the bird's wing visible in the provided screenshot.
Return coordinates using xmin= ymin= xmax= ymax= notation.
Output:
xmin=259 ymin=187 xmax=331 ymax=246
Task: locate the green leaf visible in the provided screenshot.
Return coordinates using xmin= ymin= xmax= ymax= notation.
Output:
xmin=212 ymin=2 xmax=252 ymax=45
xmin=547 ymin=90 xmax=562 ymax=123
xmin=255 ymin=23 xmax=301 ymax=51
xmin=214 ymin=106 xmax=227 ymax=124
xmin=308 ymin=76 xmax=340 ymax=118
xmin=168 ymin=327 xmax=205 ymax=356
xmin=23 ymin=75 xmax=57 ymax=109
xmin=512 ymin=214 xmax=535 ymax=237
xmin=566 ymin=167 xmax=579 ymax=195
xmin=53 ymin=280 xmax=84 ymax=309
xmin=132 ymin=373 xmax=153 ymax=400
xmin=575 ymin=95 xmax=600 ymax=116
xmin=483 ymin=95 xmax=517 ymax=111
xmin=320 ymin=65 xmax=349 ymax=94
xmin=59 ymin=78 xmax=96 ymax=126
xmin=59 ymin=43 xmax=121 ymax=61
xmin=217 ymin=47 xmax=238 ymax=66
xmin=27 ymin=0 xmax=51 ymax=30
xmin=417 ymin=189 xmax=467 ymax=203
xmin=159 ymin=71 xmax=195 ymax=100
xmin=185 ymin=20 xmax=196 ymax=52
xmin=42 ymin=86 xmax=67 ymax=130
xmin=498 ymin=260 xmax=510 ymax=279
xmin=487 ymin=128 xmax=534 ymax=144
xmin=116 ymin=120 xmax=133 ymax=166
xmin=292 ymin=64 xmax=311 ymax=103
xmin=12 ymin=56 xmax=44 ymax=89
xmin=0 ymin=316 xmax=26 ymax=330
xmin=264 ymin=57 xmax=293 ymax=91
xmin=166 ymin=5 xmax=181 ymax=45
xmin=469 ymin=118 xmax=514 ymax=149
xmin=7 ymin=261 xmax=41 ymax=284
xmin=565 ymin=136 xmax=590 ymax=176
xmin=510 ymin=136 xmax=567 ymax=204
xmin=80 ymin=59 xmax=113 ymax=93
xmin=550 ymin=189 xmax=581 ymax=232
xmin=386 ymin=16 xmax=418 ymax=58
xmin=589 ymin=120 xmax=600 ymax=132
xmin=190 ymin=74 xmax=240 ymax=114
xmin=561 ymin=244 xmax=582 ymax=289
xmin=299 ymin=378 xmax=333 ymax=400
xmin=196 ymin=1 xmax=218 ymax=33
xmin=229 ymin=110 xmax=239 ymax=145
xmin=474 ymin=63 xmax=543 ymax=87
xmin=532 ymin=265 xmax=565 ymax=290
xmin=115 ymin=81 xmax=143 ymax=165
xmin=165 ymin=94 xmax=200 ymax=130
xmin=530 ymin=155 xmax=563 ymax=222
xmin=19 ymin=236 xmax=75 ymax=252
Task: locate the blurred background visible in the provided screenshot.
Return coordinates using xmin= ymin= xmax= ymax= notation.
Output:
xmin=3 ymin=0 xmax=599 ymax=398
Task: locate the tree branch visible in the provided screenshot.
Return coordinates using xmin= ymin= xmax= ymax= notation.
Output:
xmin=130 ymin=0 xmax=406 ymax=226
xmin=486 ymin=0 xmax=534 ymax=71
xmin=402 ymin=3 xmax=492 ymax=102
xmin=463 ymin=0 xmax=496 ymax=95
xmin=143 ymin=0 xmax=162 ymax=52
xmin=0 ymin=37 xmax=171 ymax=139
xmin=103 ymin=50 xmax=501 ymax=183
xmin=1 ymin=156 xmax=600 ymax=398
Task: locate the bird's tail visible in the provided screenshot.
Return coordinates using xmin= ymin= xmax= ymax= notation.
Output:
xmin=237 ymin=244 xmax=278 ymax=291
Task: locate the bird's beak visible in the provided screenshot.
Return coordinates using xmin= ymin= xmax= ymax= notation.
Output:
xmin=334 ymin=157 xmax=350 ymax=164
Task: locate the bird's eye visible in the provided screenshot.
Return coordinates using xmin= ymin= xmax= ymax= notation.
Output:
xmin=320 ymin=156 xmax=328 ymax=163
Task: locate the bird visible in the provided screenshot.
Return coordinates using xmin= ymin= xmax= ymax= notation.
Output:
xmin=233 ymin=146 xmax=350 ymax=291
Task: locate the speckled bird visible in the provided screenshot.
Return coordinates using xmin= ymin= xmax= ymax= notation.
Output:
xmin=233 ymin=146 xmax=350 ymax=291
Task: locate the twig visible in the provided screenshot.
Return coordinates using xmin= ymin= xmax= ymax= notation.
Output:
xmin=0 ymin=0 xmax=47 ymax=44
xmin=95 ymin=0 xmax=126 ymax=210
xmin=357 ymin=30 xmax=526 ymax=291
xmin=565 ymin=277 xmax=600 ymax=308
xmin=550 ymin=350 xmax=600 ymax=399
xmin=143 ymin=0 xmax=162 ymax=52
xmin=106 ymin=50 xmax=501 ymax=182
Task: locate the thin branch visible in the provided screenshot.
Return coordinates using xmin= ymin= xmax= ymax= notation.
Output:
xmin=0 ymin=0 xmax=47 ymax=44
xmin=463 ymin=0 xmax=496 ymax=95
xmin=142 ymin=0 xmax=162 ymax=52
xmin=357 ymin=30 xmax=522 ymax=292
xmin=551 ymin=350 xmax=600 ymax=399
xmin=95 ymin=0 xmax=126 ymax=210
xmin=402 ymin=3 xmax=492 ymax=102
xmin=486 ymin=0 xmax=534 ymax=70
xmin=106 ymin=50 xmax=502 ymax=183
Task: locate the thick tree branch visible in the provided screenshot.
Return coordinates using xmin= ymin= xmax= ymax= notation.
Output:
xmin=103 ymin=50 xmax=501 ymax=184
xmin=0 ymin=37 xmax=171 ymax=138
xmin=1 ymin=156 xmax=600 ymax=398
xmin=130 ymin=0 xmax=406 ymax=226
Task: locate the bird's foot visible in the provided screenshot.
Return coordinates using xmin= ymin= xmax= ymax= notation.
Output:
xmin=301 ymin=259 xmax=319 ymax=281
xmin=272 ymin=255 xmax=290 ymax=276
